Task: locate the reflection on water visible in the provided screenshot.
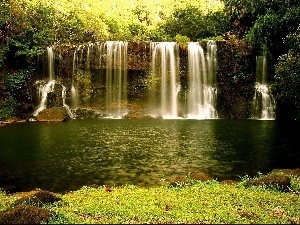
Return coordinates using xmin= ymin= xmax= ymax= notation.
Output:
xmin=0 ymin=119 xmax=299 ymax=193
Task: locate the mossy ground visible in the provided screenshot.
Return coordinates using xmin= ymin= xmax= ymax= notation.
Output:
xmin=1 ymin=171 xmax=300 ymax=224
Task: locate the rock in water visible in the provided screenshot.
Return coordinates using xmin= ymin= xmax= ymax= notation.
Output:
xmin=36 ymin=107 xmax=69 ymax=122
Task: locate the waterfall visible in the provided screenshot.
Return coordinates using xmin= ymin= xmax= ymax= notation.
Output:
xmin=71 ymin=46 xmax=79 ymax=109
xmin=46 ymin=46 xmax=55 ymax=81
xmin=33 ymin=47 xmax=56 ymax=116
xmin=150 ymin=42 xmax=180 ymax=119
xmin=187 ymin=41 xmax=218 ymax=119
xmin=251 ymin=48 xmax=276 ymax=120
xmin=33 ymin=46 xmax=75 ymax=119
xmin=104 ymin=41 xmax=128 ymax=117
xmin=33 ymin=80 xmax=56 ymax=117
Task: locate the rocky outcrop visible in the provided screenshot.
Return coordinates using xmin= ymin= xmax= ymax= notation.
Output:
xmin=36 ymin=107 xmax=69 ymax=122
xmin=0 ymin=205 xmax=52 ymax=224
xmin=245 ymin=174 xmax=291 ymax=191
xmin=13 ymin=188 xmax=62 ymax=206
xmin=123 ymin=111 xmax=161 ymax=119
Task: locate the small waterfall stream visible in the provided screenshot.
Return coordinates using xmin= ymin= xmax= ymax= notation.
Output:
xmin=71 ymin=47 xmax=79 ymax=109
xmin=33 ymin=46 xmax=75 ymax=119
xmin=251 ymin=48 xmax=276 ymax=120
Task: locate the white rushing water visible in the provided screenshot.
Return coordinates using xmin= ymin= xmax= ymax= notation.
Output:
xmin=105 ymin=41 xmax=128 ymax=117
xmin=33 ymin=46 xmax=75 ymax=119
xmin=150 ymin=42 xmax=180 ymax=119
xmin=187 ymin=41 xmax=218 ymax=119
xmin=251 ymin=48 xmax=276 ymax=120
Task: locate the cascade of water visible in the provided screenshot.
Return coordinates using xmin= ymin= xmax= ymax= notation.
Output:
xmin=62 ymin=85 xmax=75 ymax=119
xmin=33 ymin=47 xmax=56 ymax=116
xmin=104 ymin=41 xmax=128 ymax=117
xmin=33 ymin=46 xmax=75 ymax=119
xmin=150 ymin=42 xmax=180 ymax=118
xmin=251 ymin=48 xmax=276 ymax=120
xmin=47 ymin=47 xmax=55 ymax=81
xmin=33 ymin=80 xmax=56 ymax=117
xmin=187 ymin=41 xmax=218 ymax=119
xmin=71 ymin=46 xmax=79 ymax=109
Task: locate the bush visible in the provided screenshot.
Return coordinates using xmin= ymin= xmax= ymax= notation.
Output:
xmin=272 ymin=27 xmax=300 ymax=120
xmin=5 ymin=69 xmax=32 ymax=100
xmin=6 ymin=0 xmax=89 ymax=68
xmin=158 ymin=6 xmax=227 ymax=41
xmin=0 ymin=94 xmax=17 ymax=119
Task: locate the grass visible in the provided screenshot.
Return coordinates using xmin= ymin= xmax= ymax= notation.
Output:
xmin=1 ymin=174 xmax=300 ymax=224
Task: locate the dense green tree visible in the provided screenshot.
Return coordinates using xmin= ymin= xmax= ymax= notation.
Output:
xmin=222 ymin=0 xmax=300 ymax=38
xmin=5 ymin=0 xmax=92 ymax=68
xmin=272 ymin=27 xmax=300 ymax=120
xmin=222 ymin=0 xmax=300 ymax=64
xmin=158 ymin=6 xmax=229 ymax=41
xmin=0 ymin=0 xmax=10 ymax=68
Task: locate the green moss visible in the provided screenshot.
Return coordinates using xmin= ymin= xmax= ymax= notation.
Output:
xmin=0 ymin=191 xmax=18 ymax=211
xmin=1 ymin=176 xmax=300 ymax=224
xmin=44 ymin=179 xmax=300 ymax=224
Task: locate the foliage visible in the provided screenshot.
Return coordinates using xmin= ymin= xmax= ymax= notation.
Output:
xmin=246 ymin=6 xmax=300 ymax=62
xmin=0 ymin=0 xmax=10 ymax=68
xmin=222 ymin=0 xmax=300 ymax=38
xmin=1 ymin=0 xmax=226 ymax=68
xmin=0 ymin=0 xmax=10 ymax=25
xmin=0 ymin=45 xmax=8 ymax=69
xmin=175 ymin=34 xmax=190 ymax=49
xmin=0 ymin=93 xmax=18 ymax=119
xmin=158 ymin=6 xmax=229 ymax=41
xmin=0 ymin=69 xmax=34 ymax=118
xmin=222 ymin=0 xmax=300 ymax=68
xmin=5 ymin=69 xmax=33 ymax=101
xmin=272 ymin=27 xmax=300 ymax=120
xmin=5 ymin=0 xmax=89 ymax=68
xmin=0 ymin=191 xmax=18 ymax=211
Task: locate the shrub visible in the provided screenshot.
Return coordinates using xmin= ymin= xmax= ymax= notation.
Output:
xmin=272 ymin=27 xmax=300 ymax=120
xmin=0 ymin=94 xmax=17 ymax=119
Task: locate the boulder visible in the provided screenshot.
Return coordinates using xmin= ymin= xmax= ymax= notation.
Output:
xmin=0 ymin=205 xmax=52 ymax=224
xmin=14 ymin=188 xmax=62 ymax=206
xmin=36 ymin=107 xmax=69 ymax=122
xmin=245 ymin=174 xmax=291 ymax=191
xmin=123 ymin=111 xmax=158 ymax=119
xmin=271 ymin=168 xmax=300 ymax=177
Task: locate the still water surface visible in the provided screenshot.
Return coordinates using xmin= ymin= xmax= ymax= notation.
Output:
xmin=0 ymin=119 xmax=299 ymax=193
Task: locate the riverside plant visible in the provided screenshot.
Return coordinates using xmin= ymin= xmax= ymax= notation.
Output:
xmin=1 ymin=174 xmax=300 ymax=224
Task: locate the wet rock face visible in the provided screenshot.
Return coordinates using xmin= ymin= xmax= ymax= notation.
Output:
xmin=36 ymin=107 xmax=69 ymax=122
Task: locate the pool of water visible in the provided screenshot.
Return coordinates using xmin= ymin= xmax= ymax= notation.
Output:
xmin=0 ymin=119 xmax=299 ymax=193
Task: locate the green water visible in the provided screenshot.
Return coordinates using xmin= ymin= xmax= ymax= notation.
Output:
xmin=0 ymin=119 xmax=299 ymax=193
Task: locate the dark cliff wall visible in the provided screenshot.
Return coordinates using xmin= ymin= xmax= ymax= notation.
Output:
xmin=217 ymin=40 xmax=256 ymax=119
